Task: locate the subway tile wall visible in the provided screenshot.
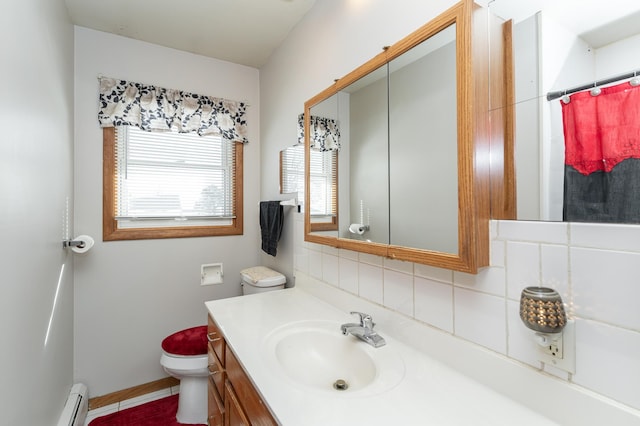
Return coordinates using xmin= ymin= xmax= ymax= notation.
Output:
xmin=293 ymin=216 xmax=640 ymax=412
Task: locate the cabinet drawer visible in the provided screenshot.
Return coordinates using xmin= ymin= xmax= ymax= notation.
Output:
xmin=208 ymin=375 xmax=224 ymax=426
xmin=225 ymin=346 xmax=277 ymax=426
xmin=208 ymin=348 xmax=225 ymax=398
xmin=207 ymin=315 xmax=225 ymax=364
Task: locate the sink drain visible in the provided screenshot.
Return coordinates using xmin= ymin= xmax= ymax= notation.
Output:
xmin=333 ymin=379 xmax=349 ymax=391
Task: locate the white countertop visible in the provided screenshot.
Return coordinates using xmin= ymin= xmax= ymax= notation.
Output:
xmin=205 ymin=285 xmax=558 ymax=426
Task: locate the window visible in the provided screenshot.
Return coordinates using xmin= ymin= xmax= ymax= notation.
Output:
xmin=280 ymin=144 xmax=305 ymax=196
xmin=280 ymin=144 xmax=337 ymax=231
xmin=103 ymin=126 xmax=243 ymax=240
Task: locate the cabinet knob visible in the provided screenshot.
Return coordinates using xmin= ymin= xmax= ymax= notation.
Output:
xmin=208 ymin=364 xmax=220 ymax=375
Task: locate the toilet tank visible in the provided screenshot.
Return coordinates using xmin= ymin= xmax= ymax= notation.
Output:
xmin=240 ymin=266 xmax=286 ymax=295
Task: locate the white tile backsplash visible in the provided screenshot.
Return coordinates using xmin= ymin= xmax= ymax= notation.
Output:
xmin=454 ymin=287 xmax=507 ymax=354
xmin=414 ymin=276 xmax=453 ymax=332
xmin=490 ymin=239 xmax=506 ymax=267
xmin=505 ymin=241 xmax=541 ymax=299
xmin=358 ymin=263 xmax=383 ymax=304
xmin=359 ymin=252 xmax=384 ymax=266
xmin=570 ymin=222 xmax=640 ymax=252
xmin=454 ymin=264 xmax=506 ymax=297
xmin=293 ymin=219 xmax=640 ymax=414
xmin=498 ymin=220 xmax=568 ymax=244
xmin=339 ymin=248 xmax=359 ymax=261
xmin=383 ymin=257 xmax=414 ymax=274
xmin=414 ymin=262 xmax=453 ymax=283
xmin=308 ymin=248 xmax=322 ymax=280
xmin=506 ymin=300 xmax=541 ymax=368
xmin=382 ymin=269 xmax=414 ymax=316
xmin=338 ymin=257 xmax=359 ymax=295
xmin=540 ymin=244 xmax=570 ymax=303
xmin=573 ymin=319 xmax=640 ymax=410
xmin=571 ymin=247 xmax=640 ymax=329
xmin=321 ymin=252 xmax=339 ymax=287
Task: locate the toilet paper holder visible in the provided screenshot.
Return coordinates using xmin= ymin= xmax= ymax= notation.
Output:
xmin=62 ymin=235 xmax=95 ymax=254
xmin=62 ymin=239 xmax=86 ymax=248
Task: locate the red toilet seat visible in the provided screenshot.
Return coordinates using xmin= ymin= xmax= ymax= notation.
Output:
xmin=161 ymin=325 xmax=208 ymax=356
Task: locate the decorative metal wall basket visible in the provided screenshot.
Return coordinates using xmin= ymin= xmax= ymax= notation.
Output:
xmin=519 ymin=287 xmax=566 ymax=333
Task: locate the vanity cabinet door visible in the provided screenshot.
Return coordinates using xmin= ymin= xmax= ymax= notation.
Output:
xmin=224 ymin=380 xmax=251 ymax=426
xmin=208 ymin=375 xmax=224 ymax=426
xmin=225 ymin=346 xmax=277 ymax=426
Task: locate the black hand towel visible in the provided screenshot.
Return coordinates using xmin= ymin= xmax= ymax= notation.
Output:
xmin=260 ymin=201 xmax=284 ymax=256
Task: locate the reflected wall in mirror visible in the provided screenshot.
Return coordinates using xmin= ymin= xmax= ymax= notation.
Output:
xmin=305 ymin=0 xmax=496 ymax=273
xmin=389 ymin=25 xmax=458 ymax=253
xmin=490 ymin=0 xmax=640 ymax=223
xmin=338 ymin=65 xmax=390 ymax=245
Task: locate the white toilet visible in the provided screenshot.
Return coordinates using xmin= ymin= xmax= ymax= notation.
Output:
xmin=159 ymin=268 xmax=284 ymax=424
xmin=160 ymin=325 xmax=209 ymax=424
xmin=240 ymin=266 xmax=286 ymax=294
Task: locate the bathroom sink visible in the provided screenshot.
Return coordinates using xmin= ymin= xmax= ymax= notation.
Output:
xmin=262 ymin=320 xmax=405 ymax=395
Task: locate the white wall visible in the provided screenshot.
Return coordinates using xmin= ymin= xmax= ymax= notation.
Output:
xmin=261 ymin=0 xmax=640 ymax=419
xmin=73 ymin=27 xmax=261 ymax=396
xmin=595 ymin=33 xmax=640 ymax=78
xmin=0 ymin=0 xmax=75 ymax=423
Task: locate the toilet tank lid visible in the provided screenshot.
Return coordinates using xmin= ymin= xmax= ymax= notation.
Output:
xmin=241 ymin=266 xmax=286 ymax=287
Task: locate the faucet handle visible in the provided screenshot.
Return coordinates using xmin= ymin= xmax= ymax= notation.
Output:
xmin=350 ymin=311 xmax=375 ymax=330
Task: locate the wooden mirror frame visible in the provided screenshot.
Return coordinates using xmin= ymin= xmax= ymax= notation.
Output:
xmin=304 ymin=0 xmax=496 ymax=273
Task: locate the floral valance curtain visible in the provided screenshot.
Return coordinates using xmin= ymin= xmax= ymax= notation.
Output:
xmin=297 ymin=113 xmax=340 ymax=151
xmin=561 ymin=80 xmax=640 ymax=223
xmin=98 ymin=77 xmax=249 ymax=143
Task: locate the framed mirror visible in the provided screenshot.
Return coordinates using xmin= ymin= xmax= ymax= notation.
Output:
xmin=489 ymin=0 xmax=640 ymax=223
xmin=304 ymin=0 xmax=495 ymax=273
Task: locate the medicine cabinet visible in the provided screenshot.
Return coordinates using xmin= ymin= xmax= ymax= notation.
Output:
xmin=304 ymin=0 xmax=508 ymax=273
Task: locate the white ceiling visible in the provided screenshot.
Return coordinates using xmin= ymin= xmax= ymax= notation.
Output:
xmin=66 ymin=1 xmax=640 ymax=68
xmin=64 ymin=0 xmax=316 ymax=68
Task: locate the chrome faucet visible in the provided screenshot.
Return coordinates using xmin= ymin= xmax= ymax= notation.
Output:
xmin=340 ymin=311 xmax=386 ymax=348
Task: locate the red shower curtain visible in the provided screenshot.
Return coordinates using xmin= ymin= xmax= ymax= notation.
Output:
xmin=561 ymin=81 xmax=640 ymax=223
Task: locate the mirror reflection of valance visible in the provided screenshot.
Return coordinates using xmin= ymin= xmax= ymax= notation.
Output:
xmin=297 ymin=113 xmax=340 ymax=151
xmin=98 ymin=77 xmax=249 ymax=143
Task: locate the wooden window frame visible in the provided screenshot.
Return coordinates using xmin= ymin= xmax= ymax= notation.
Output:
xmin=102 ymin=127 xmax=244 ymax=241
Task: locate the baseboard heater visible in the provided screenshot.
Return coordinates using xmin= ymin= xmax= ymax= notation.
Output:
xmin=57 ymin=383 xmax=89 ymax=426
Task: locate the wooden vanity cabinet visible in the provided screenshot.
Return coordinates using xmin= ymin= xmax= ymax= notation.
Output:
xmin=208 ymin=314 xmax=277 ymax=426
xmin=207 ymin=315 xmax=226 ymax=426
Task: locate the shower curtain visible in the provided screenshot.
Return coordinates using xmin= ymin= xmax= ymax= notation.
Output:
xmin=561 ymin=80 xmax=640 ymax=223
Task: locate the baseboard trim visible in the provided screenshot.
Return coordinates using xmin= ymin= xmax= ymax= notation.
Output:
xmin=88 ymin=377 xmax=180 ymax=410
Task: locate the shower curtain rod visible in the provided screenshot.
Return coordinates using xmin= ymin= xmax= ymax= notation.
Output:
xmin=546 ymin=69 xmax=640 ymax=101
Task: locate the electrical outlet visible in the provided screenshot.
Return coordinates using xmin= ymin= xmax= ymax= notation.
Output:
xmin=541 ymin=333 xmax=563 ymax=358
xmin=537 ymin=319 xmax=575 ymax=373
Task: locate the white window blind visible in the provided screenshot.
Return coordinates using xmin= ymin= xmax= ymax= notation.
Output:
xmin=280 ymin=145 xmax=337 ymax=217
xmin=114 ymin=126 xmax=236 ymax=222
xmin=309 ymin=149 xmax=337 ymax=217
xmin=280 ymin=144 xmax=305 ymax=196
